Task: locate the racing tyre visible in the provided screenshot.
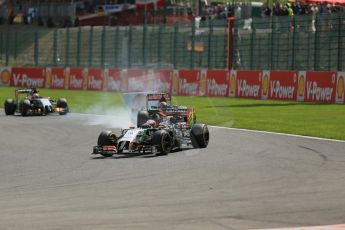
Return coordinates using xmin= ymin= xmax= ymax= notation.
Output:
xmin=57 ymin=98 xmax=68 ymax=115
xmin=137 ymin=111 xmax=150 ymax=127
xmin=21 ymin=99 xmax=31 ymax=116
xmin=153 ymin=130 xmax=172 ymax=156
xmin=4 ymin=99 xmax=16 ymax=115
xmin=190 ymin=124 xmax=209 ymax=148
xmin=97 ymin=130 xmax=118 ymax=157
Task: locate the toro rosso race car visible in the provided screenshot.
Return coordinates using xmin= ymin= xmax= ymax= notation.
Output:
xmin=4 ymin=88 xmax=69 ymax=116
xmin=92 ymin=93 xmax=209 ymax=157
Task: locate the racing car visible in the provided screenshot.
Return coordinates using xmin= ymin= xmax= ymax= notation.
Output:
xmin=92 ymin=93 xmax=209 ymax=157
xmin=136 ymin=93 xmax=196 ymax=127
xmin=4 ymin=88 xmax=69 ymax=116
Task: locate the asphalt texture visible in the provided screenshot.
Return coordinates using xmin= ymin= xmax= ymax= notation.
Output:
xmin=1 ymin=112 xmax=345 ymax=230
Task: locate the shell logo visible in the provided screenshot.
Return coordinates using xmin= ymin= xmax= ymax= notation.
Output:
xmin=230 ymin=74 xmax=236 ymax=94
xmin=298 ymin=74 xmax=305 ymax=97
xmin=0 ymin=69 xmax=11 ymax=85
xmin=121 ymin=70 xmax=128 ymax=90
xmin=103 ymin=69 xmax=109 ymax=91
xmin=64 ymin=68 xmax=70 ymax=89
xmin=45 ymin=68 xmax=51 ymax=88
xmin=172 ymin=71 xmax=179 ymax=93
xmin=262 ymin=74 xmax=269 ymax=96
xmin=199 ymin=72 xmax=207 ymax=95
xmin=337 ymin=76 xmax=344 ymax=99
xmin=82 ymin=69 xmax=88 ymax=90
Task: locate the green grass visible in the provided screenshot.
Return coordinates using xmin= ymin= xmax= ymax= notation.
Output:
xmin=1 ymin=86 xmax=345 ymax=140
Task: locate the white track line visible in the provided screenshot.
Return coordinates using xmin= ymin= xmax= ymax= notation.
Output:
xmin=210 ymin=125 xmax=345 ymax=143
xmin=70 ymin=112 xmax=345 ymax=144
xmin=255 ymin=224 xmax=345 ymax=230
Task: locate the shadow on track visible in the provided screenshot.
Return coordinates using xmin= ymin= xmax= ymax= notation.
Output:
xmin=90 ymin=148 xmax=191 ymax=160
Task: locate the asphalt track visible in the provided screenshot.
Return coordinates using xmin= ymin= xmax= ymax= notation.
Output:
xmin=1 ymin=112 xmax=345 ymax=230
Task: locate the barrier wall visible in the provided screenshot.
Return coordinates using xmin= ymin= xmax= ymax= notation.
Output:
xmin=0 ymin=67 xmax=344 ymax=104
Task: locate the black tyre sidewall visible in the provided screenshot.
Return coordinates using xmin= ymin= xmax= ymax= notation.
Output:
xmin=190 ymin=124 xmax=209 ymax=148
xmin=21 ymin=99 xmax=31 ymax=116
xmin=4 ymin=99 xmax=16 ymax=115
xmin=153 ymin=130 xmax=172 ymax=155
xmin=97 ymin=130 xmax=118 ymax=157
xmin=57 ymin=98 xmax=68 ymax=115
xmin=98 ymin=130 xmax=118 ymax=146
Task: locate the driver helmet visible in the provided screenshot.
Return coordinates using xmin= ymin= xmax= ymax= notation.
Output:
xmin=31 ymin=88 xmax=38 ymax=94
xmin=145 ymin=119 xmax=156 ymax=128
xmin=159 ymin=101 xmax=168 ymax=110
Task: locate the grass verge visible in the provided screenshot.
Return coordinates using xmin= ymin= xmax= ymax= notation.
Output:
xmin=1 ymin=86 xmax=344 ymax=140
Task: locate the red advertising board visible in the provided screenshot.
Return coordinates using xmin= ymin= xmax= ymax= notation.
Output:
xmin=48 ymin=67 xmax=65 ymax=89
xmin=205 ymin=70 xmax=229 ymax=97
xmin=304 ymin=71 xmax=337 ymax=103
xmin=11 ymin=67 xmax=45 ymax=88
xmin=105 ymin=68 xmax=123 ymax=92
xmin=127 ymin=69 xmax=148 ymax=92
xmin=178 ymin=70 xmax=200 ymax=96
xmin=267 ymin=71 xmax=298 ymax=101
xmin=236 ymin=70 xmax=262 ymax=99
xmin=152 ymin=69 xmax=173 ymax=94
xmin=87 ymin=68 xmax=103 ymax=91
xmin=67 ymin=67 xmax=85 ymax=90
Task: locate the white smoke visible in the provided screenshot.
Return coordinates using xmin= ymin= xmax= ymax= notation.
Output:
xmin=72 ymin=71 xmax=171 ymax=129
xmin=82 ymin=107 xmax=133 ymax=129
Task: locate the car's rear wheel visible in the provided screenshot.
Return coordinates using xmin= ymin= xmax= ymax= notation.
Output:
xmin=190 ymin=124 xmax=209 ymax=148
xmin=4 ymin=99 xmax=16 ymax=115
xmin=21 ymin=99 xmax=31 ymax=116
xmin=153 ymin=130 xmax=172 ymax=156
xmin=57 ymin=98 xmax=68 ymax=115
xmin=97 ymin=130 xmax=118 ymax=157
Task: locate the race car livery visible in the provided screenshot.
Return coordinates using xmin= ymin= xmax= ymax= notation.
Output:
xmin=93 ymin=93 xmax=209 ymax=157
xmin=4 ymin=88 xmax=69 ymax=116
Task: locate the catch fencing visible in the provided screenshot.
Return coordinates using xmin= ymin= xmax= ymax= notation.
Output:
xmin=1 ymin=12 xmax=345 ymax=71
xmin=233 ymin=12 xmax=345 ymax=71
xmin=0 ymin=21 xmax=228 ymax=70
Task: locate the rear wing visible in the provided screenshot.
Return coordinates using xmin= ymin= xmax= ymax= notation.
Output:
xmin=147 ymin=93 xmax=171 ymax=111
xmin=15 ymin=89 xmax=32 ymax=94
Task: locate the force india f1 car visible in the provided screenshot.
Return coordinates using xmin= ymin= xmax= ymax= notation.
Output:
xmin=93 ymin=93 xmax=210 ymax=157
xmin=4 ymin=88 xmax=69 ymax=116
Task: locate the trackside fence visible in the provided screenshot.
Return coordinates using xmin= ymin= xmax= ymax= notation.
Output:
xmin=232 ymin=12 xmax=345 ymax=71
xmin=0 ymin=20 xmax=228 ymax=70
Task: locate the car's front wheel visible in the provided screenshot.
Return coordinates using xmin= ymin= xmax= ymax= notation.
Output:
xmin=97 ymin=130 xmax=118 ymax=157
xmin=153 ymin=130 xmax=173 ymax=156
xmin=4 ymin=99 xmax=16 ymax=115
xmin=190 ymin=124 xmax=209 ymax=148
